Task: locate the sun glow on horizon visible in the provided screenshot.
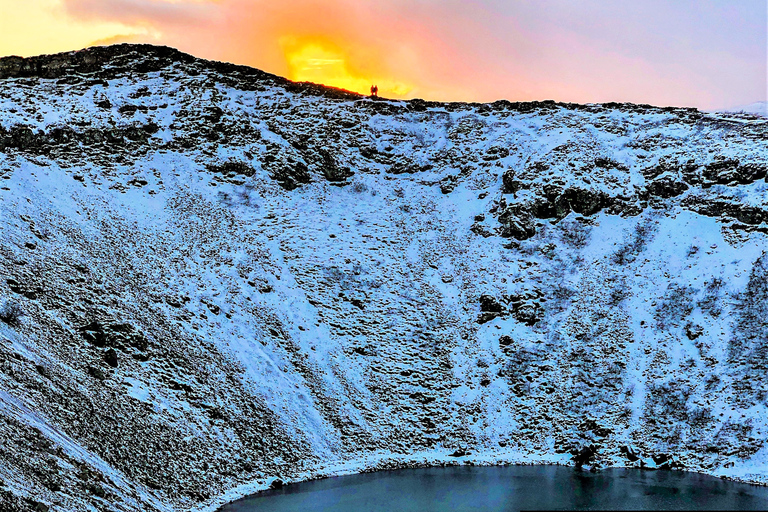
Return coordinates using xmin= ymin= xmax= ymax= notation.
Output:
xmin=280 ymin=35 xmax=413 ymax=98
xmin=0 ymin=0 xmax=763 ymax=109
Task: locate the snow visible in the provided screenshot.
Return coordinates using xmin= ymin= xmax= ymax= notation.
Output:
xmin=0 ymin=46 xmax=767 ymax=511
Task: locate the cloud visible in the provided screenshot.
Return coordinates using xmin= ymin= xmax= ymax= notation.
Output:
xmin=55 ymin=0 xmax=767 ymax=107
xmin=64 ymin=0 xmax=216 ymax=26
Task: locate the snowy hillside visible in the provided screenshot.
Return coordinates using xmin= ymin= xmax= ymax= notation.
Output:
xmin=720 ymin=101 xmax=768 ymax=118
xmin=1 ymin=44 xmax=767 ymax=512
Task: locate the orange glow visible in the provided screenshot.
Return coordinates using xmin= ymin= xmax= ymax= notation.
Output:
xmin=0 ymin=0 xmax=762 ymax=109
xmin=280 ymin=35 xmax=413 ymax=98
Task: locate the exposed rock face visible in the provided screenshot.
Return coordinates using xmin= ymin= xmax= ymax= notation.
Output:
xmin=1 ymin=45 xmax=767 ymax=512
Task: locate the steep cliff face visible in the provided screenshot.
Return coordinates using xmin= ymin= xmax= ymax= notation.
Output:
xmin=0 ymin=45 xmax=767 ymax=512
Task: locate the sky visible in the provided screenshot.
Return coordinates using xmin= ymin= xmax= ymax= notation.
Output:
xmin=0 ymin=0 xmax=765 ymax=109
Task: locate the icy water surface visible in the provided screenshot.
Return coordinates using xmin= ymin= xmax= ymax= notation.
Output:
xmin=220 ymin=465 xmax=768 ymax=511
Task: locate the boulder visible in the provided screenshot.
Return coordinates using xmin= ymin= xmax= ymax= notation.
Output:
xmin=104 ymin=349 xmax=118 ymax=368
xmin=206 ymin=160 xmax=256 ymax=178
xmin=477 ymin=312 xmax=500 ymax=324
xmin=620 ymin=445 xmax=640 ymax=462
xmin=449 ymin=446 xmax=470 ymax=457
xmin=512 ymin=302 xmax=543 ymax=326
xmin=572 ymin=445 xmax=596 ymax=468
xmin=685 ymin=323 xmax=704 ymax=340
xmin=502 ymin=169 xmax=522 ymax=194
xmin=318 ymin=149 xmax=353 ymax=183
xmin=562 ymin=187 xmax=605 ymax=216
xmin=479 ymin=295 xmax=503 ymax=313
xmin=498 ymin=208 xmax=536 ymax=240
xmin=647 ymin=176 xmax=689 ymax=198
xmin=703 ymin=158 xmax=740 ymax=185
xmin=270 ymin=161 xmax=311 ymax=191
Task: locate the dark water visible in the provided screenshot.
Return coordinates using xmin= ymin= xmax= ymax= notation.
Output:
xmin=220 ymin=465 xmax=768 ymax=511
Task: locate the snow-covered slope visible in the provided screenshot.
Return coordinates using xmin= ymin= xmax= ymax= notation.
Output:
xmin=1 ymin=44 xmax=767 ymax=512
xmin=719 ymin=101 xmax=768 ymax=118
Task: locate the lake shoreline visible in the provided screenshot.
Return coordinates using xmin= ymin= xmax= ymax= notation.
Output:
xmin=196 ymin=449 xmax=768 ymax=512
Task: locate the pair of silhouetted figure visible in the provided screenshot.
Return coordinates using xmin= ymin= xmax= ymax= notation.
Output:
xmin=370 ymin=85 xmax=379 ymax=97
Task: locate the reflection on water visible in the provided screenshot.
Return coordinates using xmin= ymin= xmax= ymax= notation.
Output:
xmin=220 ymin=465 xmax=768 ymax=511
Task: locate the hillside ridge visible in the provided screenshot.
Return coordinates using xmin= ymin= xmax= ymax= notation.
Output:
xmin=0 ymin=44 xmax=767 ymax=512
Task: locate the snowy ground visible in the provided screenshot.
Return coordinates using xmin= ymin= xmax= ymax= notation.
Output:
xmin=0 ymin=45 xmax=767 ymax=511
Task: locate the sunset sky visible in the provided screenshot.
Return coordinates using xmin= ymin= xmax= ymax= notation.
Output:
xmin=0 ymin=0 xmax=765 ymax=109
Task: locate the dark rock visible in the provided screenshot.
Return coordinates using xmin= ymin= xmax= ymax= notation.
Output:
xmin=87 ymin=365 xmax=106 ymax=381
xmin=499 ymin=335 xmax=513 ymax=347
xmin=594 ymin=157 xmax=628 ymax=170
xmin=512 ymin=302 xmax=543 ymax=326
xmin=0 ymin=299 xmax=23 ymax=327
xmin=652 ymin=453 xmax=671 ymax=468
xmin=647 ymin=176 xmax=689 ymax=198
xmin=483 ymin=146 xmax=509 ymax=161
xmin=562 ymin=187 xmax=605 ymax=216
xmin=735 ymin=163 xmax=767 ymax=184
xmin=270 ymin=161 xmax=311 ymax=190
xmin=531 ymin=196 xmax=556 ymax=219
xmin=620 ymin=445 xmax=640 ymax=462
xmin=319 ymin=149 xmax=353 ymax=183
xmin=685 ymin=198 xmax=767 ymax=225
xmin=572 ymin=445 xmax=596 ymax=468
xmin=79 ymin=321 xmax=109 ymax=347
xmin=498 ymin=208 xmax=536 ymax=240
xmin=703 ymin=158 xmax=740 ymax=184
xmin=103 ymin=348 xmax=118 ymax=368
xmin=685 ymin=323 xmax=704 ymax=340
xmin=449 ymin=446 xmax=470 ymax=457
xmin=440 ymin=178 xmax=457 ymax=194
xmin=502 ymin=169 xmax=522 ymax=194
xmin=270 ymin=478 xmax=284 ymax=489
xmin=477 ymin=312 xmax=500 ymax=324
xmin=734 ymin=206 xmax=766 ymax=225
xmin=118 ymin=104 xmax=138 ymax=115
xmin=165 ymin=297 xmax=182 ymax=308
xmin=6 ymin=278 xmax=22 ymax=294
xmin=27 ymin=501 xmax=49 ymax=512
xmin=592 ymin=427 xmax=612 ymax=437
xmin=207 ymin=160 xmax=256 ymax=178
xmin=479 ymin=295 xmax=503 ymax=313
xmin=85 ymin=482 xmax=106 ymax=498
xmin=0 ymin=44 xmax=198 ymax=80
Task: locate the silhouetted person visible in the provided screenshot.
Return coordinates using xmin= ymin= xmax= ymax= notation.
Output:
xmin=371 ymin=85 xmax=378 ymax=97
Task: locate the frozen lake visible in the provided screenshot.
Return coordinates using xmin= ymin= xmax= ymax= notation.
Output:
xmin=219 ymin=465 xmax=768 ymax=511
